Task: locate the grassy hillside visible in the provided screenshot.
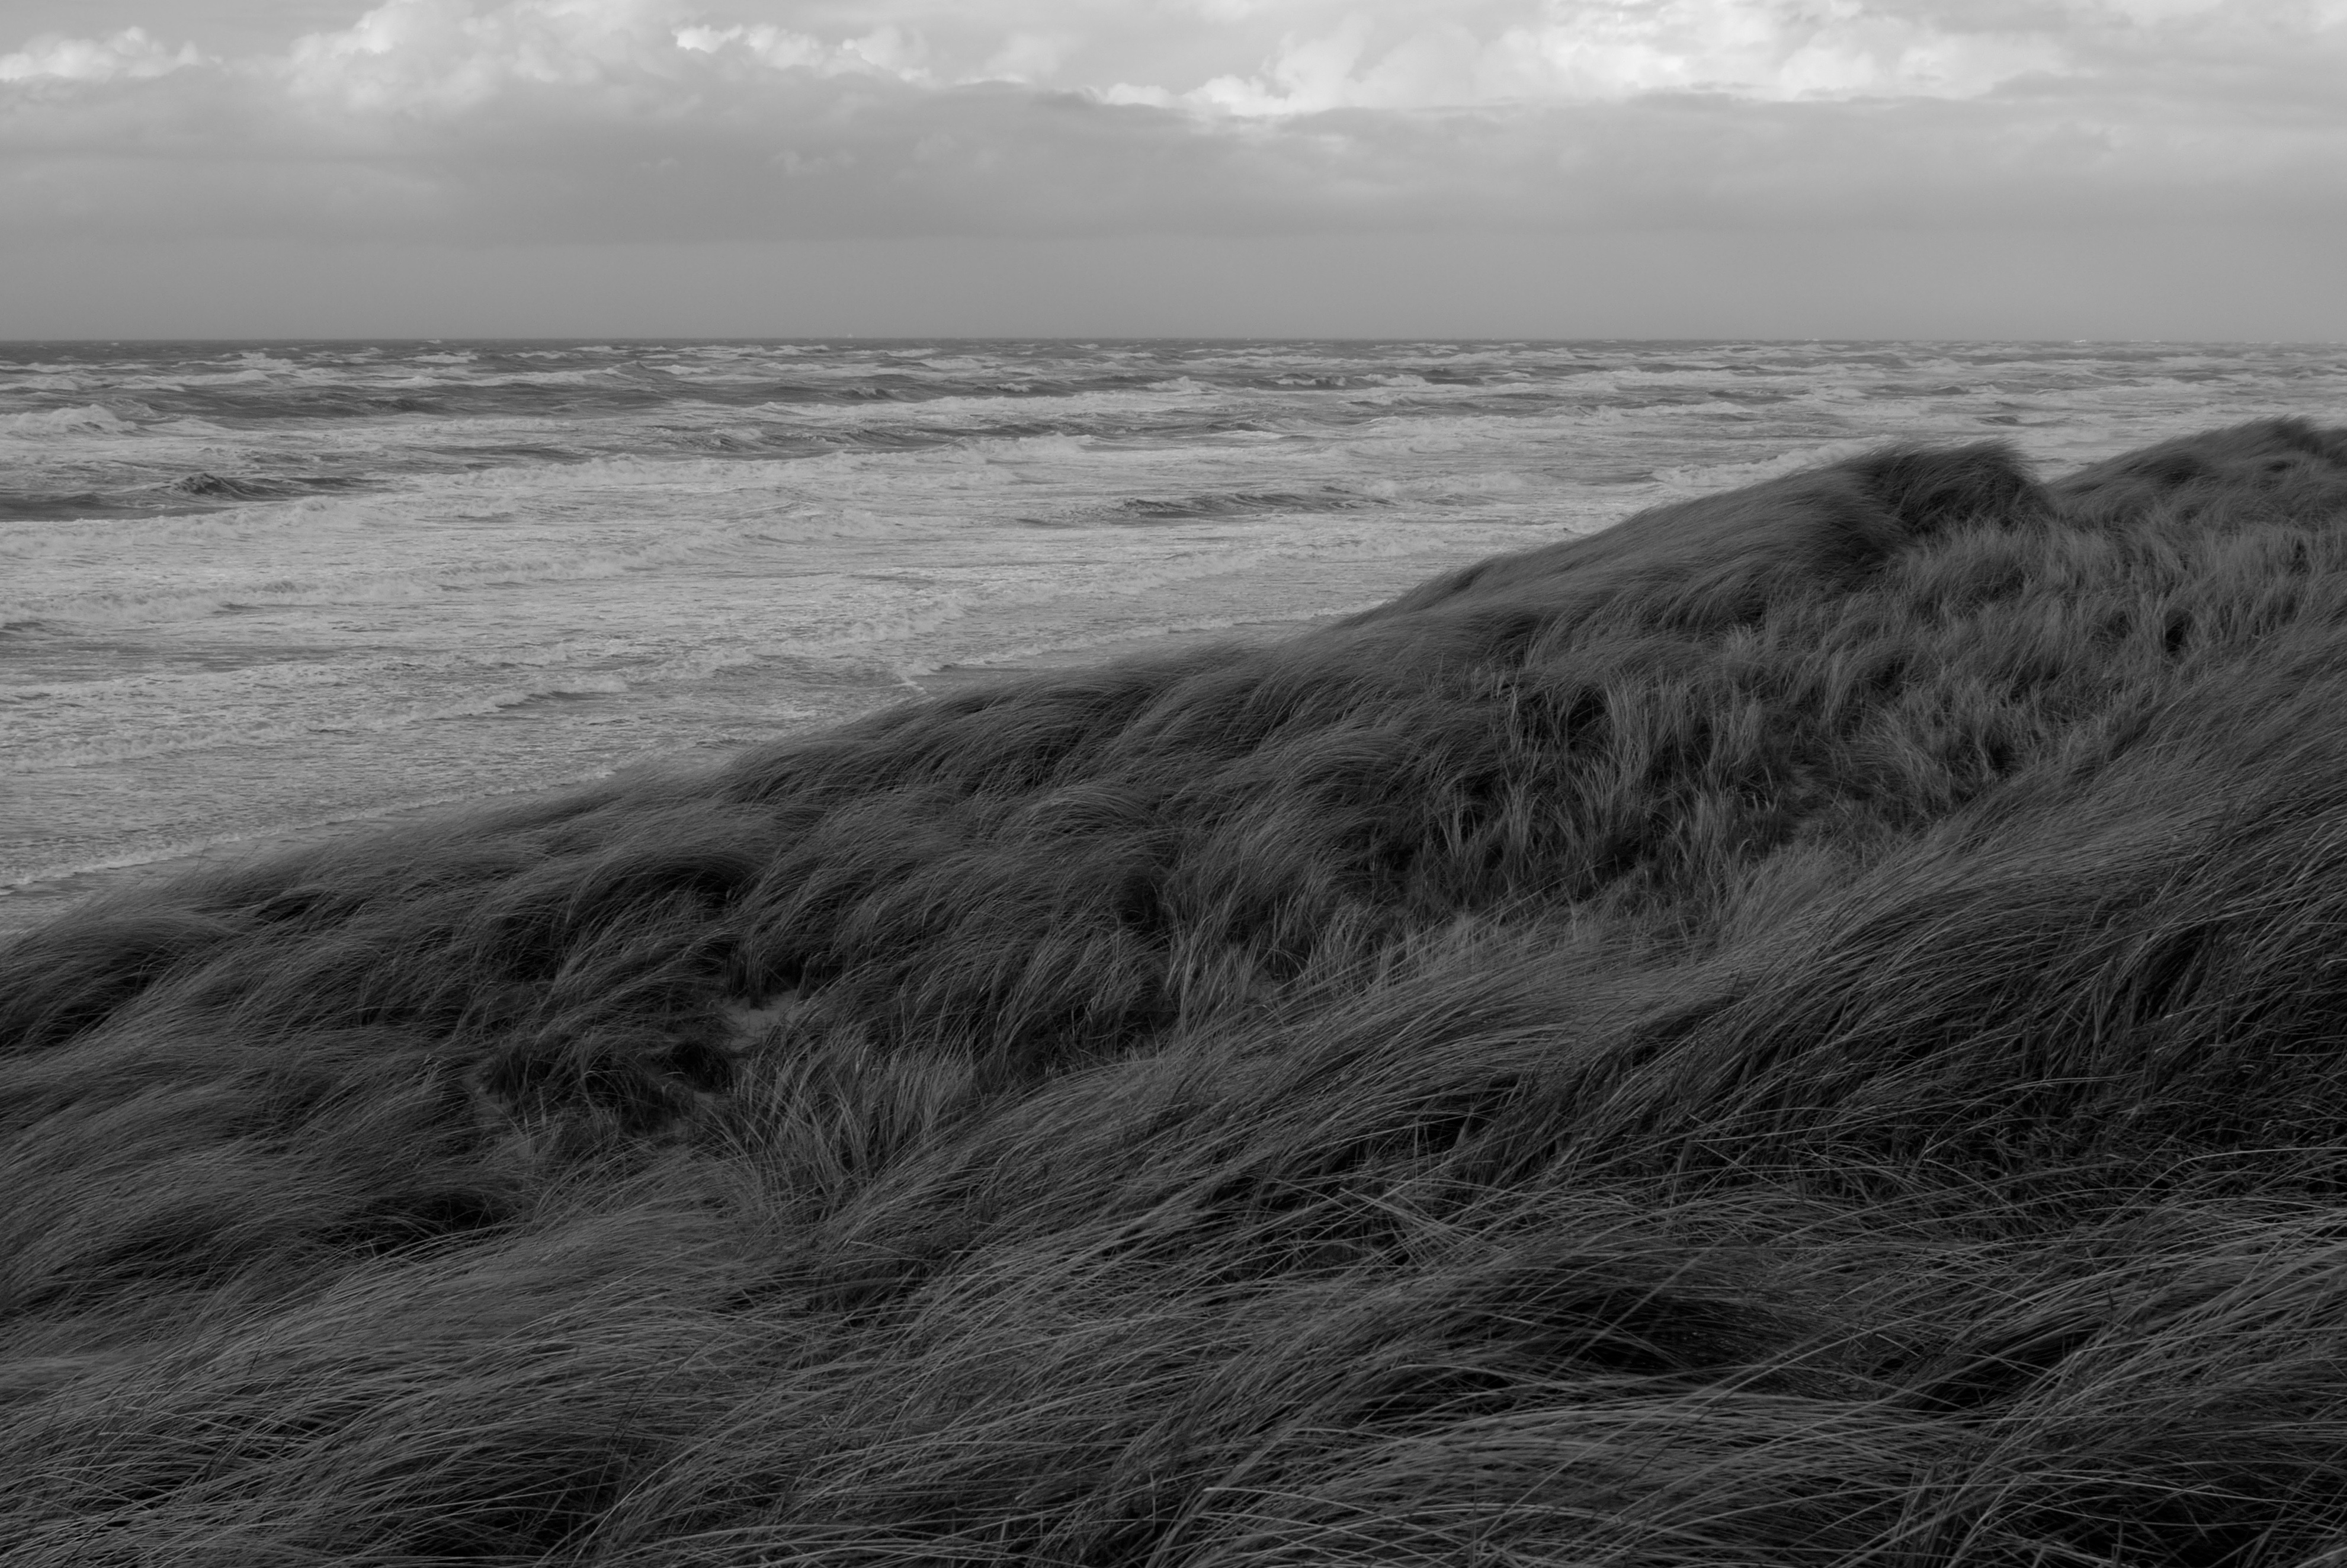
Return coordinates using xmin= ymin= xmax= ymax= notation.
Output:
xmin=7 ymin=417 xmax=2347 ymax=1565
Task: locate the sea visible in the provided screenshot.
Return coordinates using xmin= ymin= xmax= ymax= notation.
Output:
xmin=5 ymin=338 xmax=2345 ymax=932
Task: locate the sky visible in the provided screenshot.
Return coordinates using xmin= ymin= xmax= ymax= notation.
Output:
xmin=1 ymin=0 xmax=2343 ymax=339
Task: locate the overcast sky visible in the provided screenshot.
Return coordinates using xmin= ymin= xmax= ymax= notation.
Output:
xmin=2 ymin=0 xmax=2342 ymax=338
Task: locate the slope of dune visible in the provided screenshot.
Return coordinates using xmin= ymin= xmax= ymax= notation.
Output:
xmin=7 ymin=418 xmax=2347 ymax=1565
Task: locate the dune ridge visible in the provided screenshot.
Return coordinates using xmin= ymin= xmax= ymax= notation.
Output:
xmin=7 ymin=418 xmax=2347 ymax=1563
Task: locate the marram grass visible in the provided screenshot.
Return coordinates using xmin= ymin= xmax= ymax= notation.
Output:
xmin=9 ymin=419 xmax=2347 ymax=1564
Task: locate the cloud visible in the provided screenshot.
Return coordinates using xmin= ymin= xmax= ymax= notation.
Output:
xmin=1179 ymin=1 xmax=2076 ymax=113
xmin=0 ymin=25 xmax=206 ymax=83
xmin=672 ymin=21 xmax=935 ymax=80
xmin=1 ymin=0 xmax=2342 ymax=249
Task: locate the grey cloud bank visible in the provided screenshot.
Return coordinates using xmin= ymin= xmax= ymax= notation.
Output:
xmin=11 ymin=226 xmax=2337 ymax=342
xmin=2 ymin=0 xmax=2342 ymax=337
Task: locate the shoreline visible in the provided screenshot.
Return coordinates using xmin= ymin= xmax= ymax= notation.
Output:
xmin=0 ymin=615 xmax=1333 ymax=940
xmin=15 ymin=421 xmax=2347 ymax=1559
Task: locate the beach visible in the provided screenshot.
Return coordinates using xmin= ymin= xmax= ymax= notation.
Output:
xmin=0 ymin=615 xmax=1330 ymax=935
xmin=11 ymin=338 xmax=2347 ymax=934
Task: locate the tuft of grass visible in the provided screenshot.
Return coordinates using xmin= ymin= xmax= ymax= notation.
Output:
xmin=8 ymin=417 xmax=2347 ymax=1564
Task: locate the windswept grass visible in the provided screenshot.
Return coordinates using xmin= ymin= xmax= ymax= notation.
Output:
xmin=7 ymin=417 xmax=2347 ymax=1564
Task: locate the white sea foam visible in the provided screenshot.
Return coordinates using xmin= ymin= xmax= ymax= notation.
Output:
xmin=0 ymin=403 xmax=134 ymax=437
xmin=1649 ymin=439 xmax=1889 ymax=493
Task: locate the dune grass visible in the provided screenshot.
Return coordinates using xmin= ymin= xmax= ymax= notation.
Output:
xmin=8 ymin=416 xmax=2347 ymax=1564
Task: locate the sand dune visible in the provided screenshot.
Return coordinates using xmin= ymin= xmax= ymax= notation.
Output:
xmin=7 ymin=418 xmax=2347 ymax=1564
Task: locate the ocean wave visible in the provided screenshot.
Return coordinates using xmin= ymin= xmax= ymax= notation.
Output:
xmin=0 ymin=492 xmax=125 ymax=522
xmin=0 ymin=404 xmax=135 ymax=437
xmin=0 ymin=507 xmax=314 ymax=563
xmin=328 ymin=676 xmax=640 ymax=731
xmin=1108 ymin=487 xmax=1390 ymax=522
xmin=164 ymin=472 xmax=374 ymax=503
xmin=1649 ymin=439 xmax=1896 ymax=493
xmin=0 ymin=529 xmax=780 ymax=627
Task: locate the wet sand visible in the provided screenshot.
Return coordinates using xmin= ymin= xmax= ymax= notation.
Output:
xmin=0 ymin=617 xmax=1330 ymax=940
